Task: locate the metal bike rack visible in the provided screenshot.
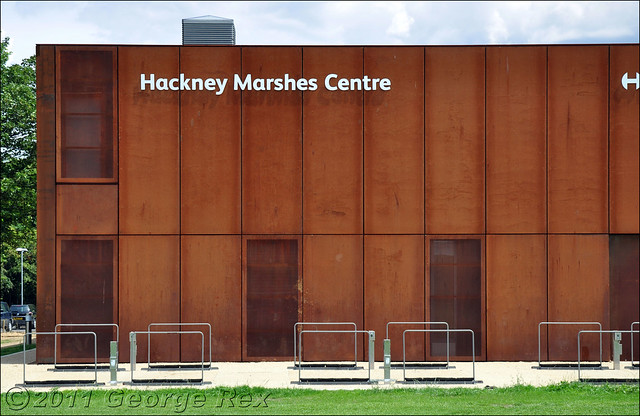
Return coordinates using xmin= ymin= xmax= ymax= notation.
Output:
xmin=537 ymin=321 xmax=603 ymax=368
xmin=577 ymin=329 xmax=640 ymax=383
xmin=22 ymin=331 xmax=99 ymax=386
xmin=129 ymin=330 xmax=205 ymax=384
xmin=293 ymin=322 xmax=358 ymax=368
xmin=147 ymin=322 xmax=212 ymax=369
xmin=297 ymin=329 xmax=375 ymax=383
xmin=385 ymin=321 xmax=450 ymax=368
xmin=631 ymin=322 xmax=639 ymax=368
xmin=401 ymin=329 xmax=475 ymax=383
xmin=53 ymin=323 xmax=119 ymax=369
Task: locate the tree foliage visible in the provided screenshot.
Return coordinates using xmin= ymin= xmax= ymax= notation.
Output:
xmin=1 ymin=37 xmax=37 ymax=305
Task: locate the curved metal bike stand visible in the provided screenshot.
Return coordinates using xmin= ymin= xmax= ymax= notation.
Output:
xmin=577 ymin=329 xmax=640 ymax=383
xmin=129 ymin=330 xmax=205 ymax=385
xmin=22 ymin=331 xmax=99 ymax=386
xmin=147 ymin=322 xmax=212 ymax=369
xmin=401 ymin=329 xmax=476 ymax=384
xmin=297 ymin=329 xmax=374 ymax=383
xmin=293 ymin=322 xmax=358 ymax=368
xmin=53 ymin=323 xmax=119 ymax=370
xmin=537 ymin=321 xmax=603 ymax=368
xmin=385 ymin=321 xmax=450 ymax=368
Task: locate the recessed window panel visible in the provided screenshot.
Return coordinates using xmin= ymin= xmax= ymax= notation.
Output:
xmin=58 ymin=50 xmax=115 ymax=180
xmin=59 ymin=238 xmax=115 ymax=361
xmin=246 ymin=239 xmax=299 ymax=358
xmin=609 ymin=234 xmax=639 ymax=361
xmin=63 ymin=149 xmax=106 ymax=179
xmin=430 ymin=239 xmax=482 ymax=357
xmin=62 ymin=93 xmax=104 ymax=114
xmin=63 ymin=115 xmax=103 ymax=147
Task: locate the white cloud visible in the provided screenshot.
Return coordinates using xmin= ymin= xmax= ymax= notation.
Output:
xmin=385 ymin=3 xmax=416 ymax=39
xmin=487 ymin=10 xmax=509 ymax=43
xmin=490 ymin=1 xmax=638 ymax=44
xmin=1 ymin=1 xmax=638 ymax=64
xmin=1 ymin=2 xmax=113 ymax=62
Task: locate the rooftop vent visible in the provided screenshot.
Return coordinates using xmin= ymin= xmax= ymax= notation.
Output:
xmin=182 ymin=15 xmax=236 ymax=45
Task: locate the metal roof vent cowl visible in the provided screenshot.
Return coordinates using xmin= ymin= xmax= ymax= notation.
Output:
xmin=182 ymin=15 xmax=236 ymax=45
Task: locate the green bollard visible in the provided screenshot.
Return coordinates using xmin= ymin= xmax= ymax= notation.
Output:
xmin=110 ymin=341 xmax=118 ymax=385
xmin=368 ymin=331 xmax=375 ymax=382
xmin=383 ymin=338 xmax=391 ymax=382
xmin=129 ymin=332 xmax=137 ymax=371
xmin=613 ymin=332 xmax=622 ymax=370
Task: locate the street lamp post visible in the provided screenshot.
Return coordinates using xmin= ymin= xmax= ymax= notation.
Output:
xmin=16 ymin=248 xmax=28 ymax=305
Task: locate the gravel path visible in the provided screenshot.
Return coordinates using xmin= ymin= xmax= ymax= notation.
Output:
xmin=2 ymin=355 xmax=638 ymax=392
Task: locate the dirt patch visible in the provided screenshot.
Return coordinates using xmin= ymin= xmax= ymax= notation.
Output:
xmin=1 ymin=331 xmax=36 ymax=348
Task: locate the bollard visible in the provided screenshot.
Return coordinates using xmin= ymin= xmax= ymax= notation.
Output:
xmin=383 ymin=338 xmax=391 ymax=382
xmin=129 ymin=332 xmax=137 ymax=371
xmin=25 ymin=315 xmax=33 ymax=345
xmin=368 ymin=331 xmax=375 ymax=381
xmin=110 ymin=340 xmax=118 ymax=385
xmin=613 ymin=332 xmax=622 ymax=370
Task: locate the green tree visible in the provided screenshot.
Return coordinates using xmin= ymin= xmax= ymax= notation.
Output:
xmin=1 ymin=37 xmax=37 ymax=305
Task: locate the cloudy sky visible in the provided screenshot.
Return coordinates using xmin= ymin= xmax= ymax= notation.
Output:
xmin=1 ymin=1 xmax=638 ymax=64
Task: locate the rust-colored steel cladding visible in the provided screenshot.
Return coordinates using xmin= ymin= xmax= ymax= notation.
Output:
xmin=365 ymin=47 xmax=424 ymax=234
xmin=609 ymin=45 xmax=640 ymax=234
xmin=181 ymin=236 xmax=242 ymax=362
xmin=548 ymin=46 xmax=609 ymax=233
xmin=303 ymin=47 xmax=364 ymax=234
xmin=57 ymin=185 xmax=118 ymax=235
xmin=365 ymin=235 xmax=425 ymax=361
xmin=302 ymin=235 xmax=364 ymax=361
xmin=486 ymin=47 xmax=546 ymax=233
xmin=36 ymin=45 xmax=56 ymax=363
xmin=548 ymin=235 xmax=610 ymax=362
xmin=35 ymin=45 xmax=639 ymax=364
xmin=487 ymin=235 xmax=547 ymax=361
xmin=119 ymin=236 xmax=181 ymax=363
xmin=119 ymin=47 xmax=180 ymax=234
xmin=242 ymin=47 xmax=303 ymax=234
xmin=181 ymin=47 xmax=242 ymax=234
xmin=425 ymin=47 xmax=485 ymax=234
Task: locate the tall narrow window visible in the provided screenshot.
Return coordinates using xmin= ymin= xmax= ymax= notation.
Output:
xmin=429 ymin=239 xmax=482 ymax=357
xmin=58 ymin=49 xmax=116 ymax=180
xmin=610 ymin=234 xmax=639 ymax=361
xmin=246 ymin=239 xmax=299 ymax=358
xmin=58 ymin=238 xmax=116 ymax=362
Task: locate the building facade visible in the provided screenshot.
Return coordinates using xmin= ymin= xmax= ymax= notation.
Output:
xmin=36 ymin=44 xmax=639 ymax=364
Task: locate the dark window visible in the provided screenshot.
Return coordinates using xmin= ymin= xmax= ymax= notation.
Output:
xmin=246 ymin=239 xmax=299 ymax=358
xmin=59 ymin=49 xmax=115 ymax=180
xmin=429 ymin=239 xmax=482 ymax=357
xmin=59 ymin=238 xmax=115 ymax=361
xmin=609 ymin=234 xmax=639 ymax=361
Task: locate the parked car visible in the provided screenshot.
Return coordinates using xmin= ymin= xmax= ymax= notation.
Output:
xmin=9 ymin=304 xmax=36 ymax=330
xmin=1 ymin=301 xmax=12 ymax=331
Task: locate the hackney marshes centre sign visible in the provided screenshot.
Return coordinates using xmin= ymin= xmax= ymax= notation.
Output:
xmin=140 ymin=73 xmax=392 ymax=94
xmin=140 ymin=72 xmax=640 ymax=94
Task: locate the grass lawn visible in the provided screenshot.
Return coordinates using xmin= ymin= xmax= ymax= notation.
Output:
xmin=1 ymin=342 xmax=36 ymax=356
xmin=1 ymin=382 xmax=638 ymax=415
